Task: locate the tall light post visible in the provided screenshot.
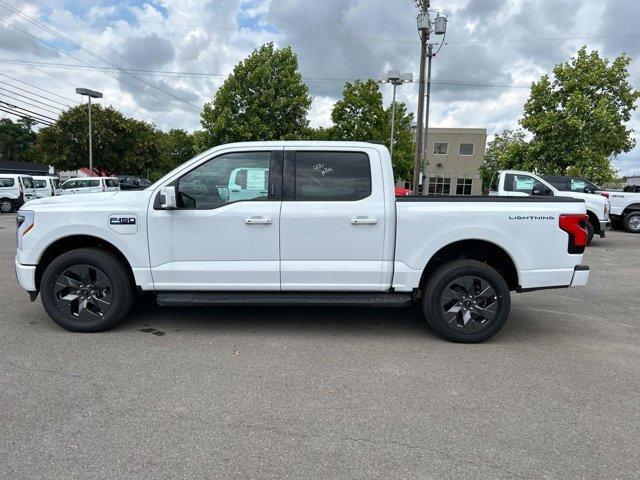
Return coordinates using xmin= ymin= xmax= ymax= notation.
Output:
xmin=75 ymin=88 xmax=103 ymax=177
xmin=379 ymin=70 xmax=413 ymax=161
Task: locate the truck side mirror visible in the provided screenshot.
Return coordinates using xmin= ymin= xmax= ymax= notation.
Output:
xmin=532 ymin=183 xmax=552 ymax=196
xmin=159 ymin=186 xmax=177 ymax=209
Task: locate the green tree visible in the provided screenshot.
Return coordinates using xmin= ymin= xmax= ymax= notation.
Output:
xmin=521 ymin=47 xmax=639 ymax=184
xmin=0 ymin=117 xmax=37 ymax=162
xmin=199 ymin=43 xmax=312 ymax=149
xmin=154 ymin=129 xmax=196 ymax=178
xmin=480 ymin=129 xmax=529 ymax=187
xmin=34 ymin=104 xmax=160 ymax=175
xmin=330 ymin=79 xmax=414 ymax=180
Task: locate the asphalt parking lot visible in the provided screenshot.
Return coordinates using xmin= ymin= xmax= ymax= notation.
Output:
xmin=1 ymin=212 xmax=639 ymax=479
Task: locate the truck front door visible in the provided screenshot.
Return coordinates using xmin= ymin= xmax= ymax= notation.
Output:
xmin=279 ymin=148 xmax=387 ymax=291
xmin=147 ymin=149 xmax=283 ymax=290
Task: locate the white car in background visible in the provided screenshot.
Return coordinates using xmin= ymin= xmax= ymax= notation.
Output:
xmin=32 ymin=176 xmax=61 ymax=198
xmin=491 ymin=170 xmax=610 ymax=243
xmin=59 ymin=177 xmax=120 ymax=195
xmin=0 ymin=174 xmax=36 ymax=212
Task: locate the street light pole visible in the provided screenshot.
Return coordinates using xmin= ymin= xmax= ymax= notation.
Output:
xmin=380 ymin=71 xmax=413 ymax=163
xmin=75 ymin=88 xmax=103 ymax=177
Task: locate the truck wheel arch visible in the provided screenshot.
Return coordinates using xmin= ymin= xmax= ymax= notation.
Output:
xmin=622 ymin=203 xmax=640 ymax=216
xmin=586 ymin=209 xmax=600 ymax=234
xmin=35 ymin=235 xmax=136 ymax=291
xmin=418 ymin=239 xmax=519 ymax=293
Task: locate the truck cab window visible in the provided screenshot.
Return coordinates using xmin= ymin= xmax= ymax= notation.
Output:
xmin=177 ymin=151 xmax=271 ymax=209
xmin=294 ymin=151 xmax=371 ymax=201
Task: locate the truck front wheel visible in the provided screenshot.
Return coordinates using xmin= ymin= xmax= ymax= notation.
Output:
xmin=40 ymin=248 xmax=135 ymax=332
xmin=422 ymin=260 xmax=511 ymax=343
xmin=584 ymin=221 xmax=595 ymax=243
xmin=623 ymin=212 xmax=640 ymax=233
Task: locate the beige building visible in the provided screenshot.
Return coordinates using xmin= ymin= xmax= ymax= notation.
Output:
xmin=405 ymin=127 xmax=487 ymax=196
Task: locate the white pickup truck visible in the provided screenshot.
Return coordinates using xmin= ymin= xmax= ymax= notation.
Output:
xmin=491 ymin=170 xmax=611 ymax=242
xmin=15 ymin=142 xmax=591 ymax=343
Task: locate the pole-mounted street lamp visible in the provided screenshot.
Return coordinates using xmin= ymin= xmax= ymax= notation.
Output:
xmin=75 ymin=87 xmax=103 ymax=177
xmin=379 ymin=71 xmax=413 ymax=162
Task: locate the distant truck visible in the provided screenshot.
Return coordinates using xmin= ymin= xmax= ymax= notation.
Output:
xmin=543 ymin=175 xmax=640 ymax=234
xmin=16 ymin=142 xmax=591 ymax=343
xmin=491 ymin=170 xmax=610 ymax=242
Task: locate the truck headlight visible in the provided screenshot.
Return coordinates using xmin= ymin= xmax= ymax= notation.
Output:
xmin=16 ymin=210 xmax=34 ymax=250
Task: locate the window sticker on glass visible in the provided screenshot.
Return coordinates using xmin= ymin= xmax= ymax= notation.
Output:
xmin=515 ymin=177 xmax=535 ymax=190
xmin=570 ymin=179 xmax=586 ymax=191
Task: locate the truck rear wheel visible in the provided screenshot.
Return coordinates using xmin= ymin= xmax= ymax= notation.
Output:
xmin=585 ymin=221 xmax=595 ymax=243
xmin=623 ymin=212 xmax=640 ymax=233
xmin=40 ymin=248 xmax=135 ymax=332
xmin=422 ymin=259 xmax=511 ymax=343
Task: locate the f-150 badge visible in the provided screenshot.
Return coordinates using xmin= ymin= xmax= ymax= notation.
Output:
xmin=110 ymin=216 xmax=136 ymax=225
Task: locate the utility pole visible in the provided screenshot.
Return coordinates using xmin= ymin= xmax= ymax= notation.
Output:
xmin=412 ymin=2 xmax=430 ymax=194
xmin=411 ymin=4 xmax=448 ymax=194
xmin=379 ymin=71 xmax=413 ymax=162
xmin=75 ymin=88 xmax=103 ymax=177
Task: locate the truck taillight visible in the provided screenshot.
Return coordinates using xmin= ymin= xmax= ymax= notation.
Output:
xmin=600 ymin=192 xmax=609 ymax=199
xmin=559 ymin=214 xmax=589 ymax=254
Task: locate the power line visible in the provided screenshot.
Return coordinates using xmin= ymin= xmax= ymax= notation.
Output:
xmin=0 ymin=3 xmax=202 ymax=115
xmin=0 ymin=48 xmax=173 ymax=128
xmin=0 ymin=106 xmax=53 ymax=125
xmin=0 ymin=81 xmax=70 ymax=109
xmin=0 ymin=91 xmax=62 ymax=116
xmin=0 ymin=59 xmax=532 ymax=88
xmin=0 ymin=100 xmax=57 ymax=123
xmin=0 ymin=72 xmax=80 ymax=105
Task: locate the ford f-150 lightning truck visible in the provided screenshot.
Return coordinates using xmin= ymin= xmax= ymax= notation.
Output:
xmin=15 ymin=142 xmax=591 ymax=342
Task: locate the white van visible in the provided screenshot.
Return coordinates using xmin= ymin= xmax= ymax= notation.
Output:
xmin=59 ymin=177 xmax=120 ymax=195
xmin=32 ymin=176 xmax=61 ymax=198
xmin=0 ymin=174 xmax=36 ymax=213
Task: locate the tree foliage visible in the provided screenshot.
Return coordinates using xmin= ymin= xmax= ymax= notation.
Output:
xmin=480 ymin=129 xmax=529 ymax=187
xmin=34 ymin=104 xmax=160 ymax=175
xmin=520 ymin=47 xmax=639 ymax=184
xmin=0 ymin=117 xmax=37 ymax=162
xmin=330 ymin=79 xmax=414 ymax=180
xmin=199 ymin=43 xmax=312 ymax=149
xmin=155 ymin=128 xmax=196 ymax=178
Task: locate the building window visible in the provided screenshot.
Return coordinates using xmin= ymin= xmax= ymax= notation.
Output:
xmin=456 ymin=178 xmax=473 ymax=195
xmin=428 ymin=177 xmax=451 ymax=195
xmin=433 ymin=142 xmax=448 ymax=155
xmin=459 ymin=143 xmax=474 ymax=156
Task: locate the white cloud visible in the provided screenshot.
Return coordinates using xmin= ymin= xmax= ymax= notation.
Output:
xmin=0 ymin=0 xmax=638 ymax=173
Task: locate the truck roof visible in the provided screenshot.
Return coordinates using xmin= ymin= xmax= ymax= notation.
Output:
xmin=203 ymin=140 xmax=389 ymax=150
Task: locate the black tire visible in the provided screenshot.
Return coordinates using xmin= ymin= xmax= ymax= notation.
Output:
xmin=585 ymin=221 xmax=595 ymax=243
xmin=623 ymin=212 xmax=640 ymax=233
xmin=40 ymin=248 xmax=135 ymax=332
xmin=422 ymin=259 xmax=511 ymax=343
xmin=0 ymin=198 xmax=13 ymax=213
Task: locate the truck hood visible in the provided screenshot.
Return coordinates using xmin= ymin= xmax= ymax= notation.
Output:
xmin=558 ymin=191 xmax=607 ymax=205
xmin=22 ymin=190 xmax=148 ymax=209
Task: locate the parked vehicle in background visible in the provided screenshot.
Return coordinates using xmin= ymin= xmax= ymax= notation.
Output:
xmin=491 ymin=170 xmax=610 ymax=243
xmin=543 ymin=174 xmax=640 ymax=233
xmin=32 ymin=176 xmax=61 ymax=198
xmin=16 ymin=141 xmax=591 ymax=343
xmin=0 ymin=174 xmax=36 ymax=212
xmin=59 ymin=177 xmax=120 ymax=195
xmin=395 ymin=186 xmax=413 ymax=196
xmin=116 ymin=175 xmax=152 ymax=191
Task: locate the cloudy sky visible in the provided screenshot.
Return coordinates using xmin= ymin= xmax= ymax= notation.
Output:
xmin=1 ymin=0 xmax=639 ymax=175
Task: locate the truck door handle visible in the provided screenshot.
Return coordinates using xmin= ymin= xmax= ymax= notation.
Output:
xmin=245 ymin=216 xmax=272 ymax=225
xmin=350 ymin=216 xmax=378 ymax=225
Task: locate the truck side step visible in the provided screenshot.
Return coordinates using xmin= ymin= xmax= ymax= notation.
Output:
xmin=156 ymin=292 xmax=413 ymax=308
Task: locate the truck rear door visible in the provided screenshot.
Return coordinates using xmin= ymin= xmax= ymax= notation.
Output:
xmin=280 ymin=148 xmax=387 ymax=291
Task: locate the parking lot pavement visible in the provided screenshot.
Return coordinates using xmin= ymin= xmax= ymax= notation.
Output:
xmin=1 ymin=212 xmax=639 ymax=480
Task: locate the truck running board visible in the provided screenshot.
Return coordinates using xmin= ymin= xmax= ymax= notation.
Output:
xmin=156 ymin=292 xmax=413 ymax=308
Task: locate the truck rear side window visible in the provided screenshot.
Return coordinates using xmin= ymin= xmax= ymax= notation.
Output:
xmin=294 ymin=152 xmax=371 ymax=201
xmin=0 ymin=178 xmax=15 ymax=187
